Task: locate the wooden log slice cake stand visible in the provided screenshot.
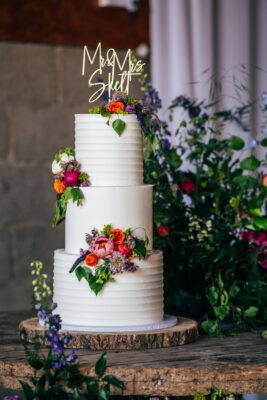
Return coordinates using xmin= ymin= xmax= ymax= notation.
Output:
xmin=19 ymin=316 xmax=199 ymax=350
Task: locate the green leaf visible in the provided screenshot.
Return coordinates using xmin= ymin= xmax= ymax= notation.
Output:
xmin=75 ymin=266 xmax=85 ymax=282
xmin=249 ymin=208 xmax=263 ymax=217
xmin=201 ymin=319 xmax=219 ymax=336
xmin=95 ymin=351 xmax=107 ymax=378
xmin=86 ymin=377 xmax=98 ymax=396
xmin=165 ymin=148 xmax=182 ymax=169
xmin=229 ymin=283 xmax=240 ymax=298
xmin=261 ymin=138 xmax=267 ymax=147
xmin=244 ymin=306 xmax=258 ymax=318
xmin=207 ymin=286 xmax=218 ymax=306
xmin=35 ymin=374 xmax=46 ymax=393
xmin=233 ymin=175 xmax=258 ymax=189
xmin=229 ymin=135 xmax=245 ymax=150
xmin=133 ymin=237 xmax=147 ymax=258
xmin=214 ymin=304 xmax=230 ymax=320
xmin=98 ymin=385 xmax=110 ymax=400
xmin=229 ymin=196 xmax=240 ymax=210
xmin=73 ymin=387 xmax=86 ymax=400
xmin=19 ymin=380 xmax=34 ymax=400
xmin=71 ymin=187 xmax=84 ymax=204
xmin=101 ymin=108 xmax=110 ymax=118
xmin=102 ymin=375 xmax=125 ymax=390
xmin=27 ymin=358 xmax=43 ymax=370
xmin=112 ymin=118 xmax=126 ymax=136
xmin=240 ymin=155 xmax=261 ymax=171
xmin=252 ymin=216 xmax=267 ymax=230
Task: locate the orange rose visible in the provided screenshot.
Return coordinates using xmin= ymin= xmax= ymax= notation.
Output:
xmin=263 ymin=174 xmax=267 ymax=187
xmin=85 ymin=253 xmax=98 ymax=267
xmin=111 ymin=228 xmax=125 ymax=245
xmin=107 ymin=101 xmax=125 ymax=113
xmin=54 ymin=179 xmax=65 ymax=194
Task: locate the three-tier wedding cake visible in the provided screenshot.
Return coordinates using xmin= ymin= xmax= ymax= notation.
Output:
xmin=52 ymin=110 xmax=176 ymax=332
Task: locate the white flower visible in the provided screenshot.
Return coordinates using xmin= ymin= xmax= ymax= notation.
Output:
xmin=52 ymin=153 xmax=74 ymax=175
xmin=52 ymin=159 xmax=63 ymax=175
xmin=60 ymin=153 xmax=74 ymax=163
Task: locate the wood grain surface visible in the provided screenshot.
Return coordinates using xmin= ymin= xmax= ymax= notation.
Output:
xmin=19 ymin=316 xmax=199 ymax=350
xmin=0 ymin=0 xmax=149 ymax=48
xmin=0 ymin=312 xmax=267 ymax=395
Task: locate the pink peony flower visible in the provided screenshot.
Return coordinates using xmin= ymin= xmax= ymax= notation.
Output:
xmin=91 ymin=236 xmax=114 ymax=258
xmin=180 ymin=180 xmax=196 ymax=194
xmin=64 ymin=170 xmax=80 ymax=187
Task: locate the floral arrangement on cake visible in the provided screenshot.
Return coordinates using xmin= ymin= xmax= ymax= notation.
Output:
xmin=69 ymin=225 xmax=148 ymax=295
xmin=88 ymin=89 xmax=159 ymax=145
xmin=52 ymin=147 xmax=90 ymax=226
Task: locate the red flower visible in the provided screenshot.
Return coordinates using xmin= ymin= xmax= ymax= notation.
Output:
xmin=157 ymin=225 xmax=170 ymax=237
xmin=85 ymin=253 xmax=98 ymax=267
xmin=110 ymin=228 xmax=125 ymax=245
xmin=240 ymin=230 xmax=255 ymax=243
xmin=64 ymin=170 xmax=80 ymax=187
xmin=117 ymin=243 xmax=132 ymax=258
xmin=180 ymin=180 xmax=196 ymax=194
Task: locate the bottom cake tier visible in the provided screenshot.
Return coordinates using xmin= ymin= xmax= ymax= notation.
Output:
xmin=53 ymin=249 xmax=164 ymax=328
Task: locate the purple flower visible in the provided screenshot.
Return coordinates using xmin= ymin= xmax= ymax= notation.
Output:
xmin=143 ymin=88 xmax=162 ymax=113
xmin=152 ymin=118 xmax=160 ymax=133
xmin=80 ymin=248 xmax=86 ymax=256
xmin=261 ymin=91 xmax=267 ymax=111
xmin=109 ymin=251 xmax=129 ymax=274
xmin=80 ymin=179 xmax=90 ymax=187
xmin=38 ymin=309 xmax=47 ymax=321
xmin=66 ymin=349 xmax=78 ymax=365
xmin=4 ymin=396 xmax=20 ymax=400
xmin=189 ymin=105 xmax=201 ymax=118
xmin=109 ymin=251 xmax=137 ymax=274
xmin=52 ymin=360 xmax=62 ymax=370
xmin=162 ymin=138 xmax=171 ymax=150
xmin=125 ymin=104 xmax=136 ymax=113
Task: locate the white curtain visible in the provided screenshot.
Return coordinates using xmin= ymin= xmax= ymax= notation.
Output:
xmin=150 ymin=0 xmax=267 ymax=158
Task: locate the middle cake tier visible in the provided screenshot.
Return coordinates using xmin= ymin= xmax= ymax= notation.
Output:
xmin=65 ymin=185 xmax=153 ymax=254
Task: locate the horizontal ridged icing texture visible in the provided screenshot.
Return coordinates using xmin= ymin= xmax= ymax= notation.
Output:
xmin=65 ymin=185 xmax=153 ymax=254
xmin=75 ymin=114 xmax=143 ymax=186
xmin=53 ymin=249 xmax=164 ymax=327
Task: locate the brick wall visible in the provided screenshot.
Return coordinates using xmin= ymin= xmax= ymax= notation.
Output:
xmin=0 ymin=42 xmax=142 ymax=311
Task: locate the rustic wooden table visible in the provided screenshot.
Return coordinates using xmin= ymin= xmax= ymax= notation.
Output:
xmin=0 ymin=311 xmax=267 ymax=396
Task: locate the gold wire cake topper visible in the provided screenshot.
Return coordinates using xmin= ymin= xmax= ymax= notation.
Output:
xmin=82 ymin=43 xmax=145 ymax=103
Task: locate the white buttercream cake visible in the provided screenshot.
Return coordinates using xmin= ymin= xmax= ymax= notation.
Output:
xmin=53 ymin=113 xmax=171 ymax=330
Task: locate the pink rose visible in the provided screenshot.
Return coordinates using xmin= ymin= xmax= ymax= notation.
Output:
xmin=91 ymin=236 xmax=114 ymax=258
xmin=180 ymin=180 xmax=196 ymax=194
xmin=64 ymin=170 xmax=80 ymax=187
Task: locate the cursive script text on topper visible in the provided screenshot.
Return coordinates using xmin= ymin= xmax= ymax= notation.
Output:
xmin=82 ymin=43 xmax=145 ymax=103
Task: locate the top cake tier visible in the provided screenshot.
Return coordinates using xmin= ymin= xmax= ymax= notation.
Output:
xmin=75 ymin=114 xmax=143 ymax=186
